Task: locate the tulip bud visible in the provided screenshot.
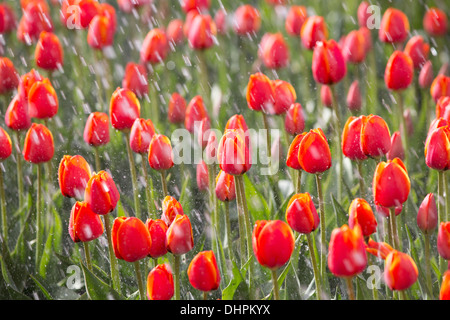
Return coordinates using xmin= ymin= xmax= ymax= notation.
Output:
xmin=366 ymin=239 xmax=394 ymax=260
xmin=272 ymin=80 xmax=296 ymax=115
xmin=300 ymin=16 xmax=328 ymax=50
xmin=188 ymin=250 xmax=221 ymax=292
xmin=148 ymin=134 xmax=174 ymax=171
xmin=215 ymin=170 xmax=236 ymax=202
xmin=438 ymin=222 xmax=450 ymax=260
xmin=0 ymin=127 xmax=12 ymax=161
xmin=187 ymin=14 xmax=216 ymax=50
xmin=416 ymin=193 xmax=438 ymax=234
xmin=168 ymin=93 xmax=186 ymax=124
xmin=385 ymin=51 xmax=414 ymax=91
xmin=196 ymin=160 xmax=209 ymax=191
xmin=430 ymin=74 xmax=450 ymax=103
xmin=145 ymin=219 xmax=169 ymax=259
xmin=346 ymin=80 xmax=362 ymax=112
xmin=285 ymin=103 xmax=305 ymax=136
xmin=23 ymin=123 xmax=54 ymax=164
xmin=384 ymin=250 xmax=418 ymax=291
xmin=252 ymin=220 xmax=295 ymax=270
xmin=147 ymin=264 xmax=174 ymax=300
xmin=214 ymin=9 xmax=227 ymax=35
xmin=341 ymin=116 xmax=367 ymax=161
xmin=404 ymin=35 xmax=429 ymax=70
xmin=58 ymin=155 xmax=92 ymax=200
xmin=298 ymin=128 xmax=332 ymax=174
xmin=161 ymin=196 xmax=184 ymax=227
xmin=28 ymin=78 xmax=58 ymax=119
xmin=17 ymin=1 xmax=53 ymax=45
xmin=5 ymin=94 xmax=31 ymax=132
xmin=109 ymin=87 xmax=140 ymax=131
xmin=68 ymin=201 xmax=104 ymax=243
xmin=140 ymin=28 xmax=169 ymax=65
xmin=0 ymin=57 xmax=19 ymax=94
xmin=97 ymin=3 xmax=117 ymax=33
xmin=185 ymin=95 xmax=209 ymax=134
xmin=348 ymin=198 xmax=377 ymax=237
xmin=197 ymin=117 xmax=211 ymax=150
xmin=428 ymin=117 xmax=448 ymax=134
xmin=18 ymin=69 xmax=42 ymax=100
xmin=181 ymin=0 xmax=210 ymax=13
xmin=387 ymin=131 xmax=405 ymax=161
xmin=360 ymin=114 xmax=392 ymax=159
xmin=320 ymin=85 xmax=333 ymax=108
xmin=424 ymin=125 xmax=450 ymax=171
xmin=233 ymin=5 xmax=261 ymax=36
xmin=342 ymin=29 xmax=366 ymax=64
xmin=373 ymin=158 xmax=410 ymax=208
xmin=285 ymin=6 xmax=307 ymax=36
xmin=75 ymin=0 xmax=99 ymax=29
xmin=166 ymin=214 xmax=194 ymax=255
xmin=258 ymin=33 xmax=289 ymax=70
xmin=357 ymin=1 xmax=371 ymax=28
xmin=440 ymin=271 xmax=450 ymax=300
xmin=0 ymin=3 xmax=16 ymax=34
xmin=286 ymin=133 xmax=305 ymax=170
xmin=204 ymin=130 xmax=218 ymax=163
xmin=83 ymin=112 xmax=110 ymax=147
xmin=166 ymin=19 xmax=184 ymax=45
xmin=328 ymin=224 xmax=367 ymax=277
xmin=35 ymin=31 xmax=63 ymax=70
xmin=84 ymin=170 xmax=120 ymax=215
xmin=285 ymin=192 xmax=320 ymax=234
xmin=122 ymin=62 xmax=148 ymax=98
xmin=419 ymin=61 xmax=433 ymax=89
xmin=112 ymin=216 xmax=152 ymax=262
xmin=217 ymin=129 xmax=252 ymax=176
xmin=423 ymin=7 xmax=448 ymax=37
xmin=379 ymin=8 xmax=410 ymax=44
xmin=225 ymin=114 xmax=249 ymax=133
xmin=246 ymin=72 xmax=275 ymax=112
xmin=312 ymin=39 xmax=347 ymax=85
xmin=129 ymin=118 xmax=156 ymax=154
xmin=436 ymin=97 xmax=450 ymax=122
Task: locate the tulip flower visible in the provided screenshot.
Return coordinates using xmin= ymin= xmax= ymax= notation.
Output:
xmin=187 ymin=14 xmax=216 ymax=50
xmin=360 ymin=114 xmax=392 ymax=159
xmin=23 ymin=123 xmax=54 ymax=164
xmin=417 ymin=193 xmax=438 ymax=234
xmin=404 ymin=35 xmax=429 ymax=70
xmin=145 ymin=219 xmax=168 ymax=259
xmin=161 ymin=195 xmax=184 ymax=227
xmin=196 ymin=160 xmax=209 ymax=191
xmin=58 ymin=155 xmax=91 ymax=200
xmin=379 ymin=8 xmax=410 ymax=44
xmin=5 ymin=94 xmax=31 ymax=132
xmin=440 ymin=271 xmax=450 ymax=300
xmin=384 ymin=250 xmax=418 ymax=293
xmin=129 ymin=118 xmax=156 ymax=154
xmin=17 ymin=1 xmax=53 ymax=45
xmin=246 ymin=72 xmax=275 ymax=113
xmin=341 ymin=116 xmax=367 ymax=162
xmin=122 ymin=62 xmax=148 ymax=99
xmin=430 ymin=74 xmax=450 ymax=103
xmin=348 ymin=198 xmax=377 ymax=238
xmin=436 ymin=97 xmax=450 ymax=122
xmin=84 ymin=170 xmax=120 ymax=216
xmin=0 ymin=3 xmax=16 ymax=34
xmin=300 ymin=16 xmax=328 ymax=50
xmin=185 ymin=95 xmax=209 ymax=134
xmin=312 ymin=39 xmax=347 ymax=85
xmin=215 ymin=170 xmax=236 ymax=202
xmin=438 ymin=222 xmax=450 ymax=261
xmin=187 ymin=251 xmax=221 ymax=295
xmin=284 ymin=103 xmax=305 ymax=136
xmin=298 ymin=128 xmax=332 ymax=174
xmin=166 ymin=19 xmax=184 ymax=45
xmin=387 ymin=131 xmax=405 ymax=161
xmin=0 ymin=127 xmax=11 ymax=242
xmin=286 ymin=132 xmax=305 ymax=171
xmin=97 ymin=3 xmax=117 ymax=33
xmin=0 ymin=57 xmax=19 ymax=95
xmin=423 ymin=7 xmax=448 ymax=37
xmin=258 ymin=33 xmax=289 ymax=70
xmin=217 ymin=129 xmax=252 ymax=176
xmin=419 ymin=60 xmax=433 ymax=89
xmin=148 ymin=134 xmax=174 ymax=197
xmin=285 ymin=6 xmax=307 ymax=36
xmin=83 ymin=112 xmax=110 ymax=150
xmin=424 ymin=125 xmax=450 ymax=171
xmin=28 ymin=78 xmax=58 ymax=120
xmin=147 ymin=264 xmax=174 ymax=300
xmin=168 ymin=92 xmax=186 ymax=124
xmin=181 ymin=0 xmax=210 ymax=13
xmin=286 ymin=193 xmax=319 ymax=235
xmin=35 ymin=31 xmax=63 ymax=71
xmin=18 ymin=69 xmax=43 ymax=100
xmin=109 ymin=87 xmax=140 ymax=131
xmin=214 ymin=9 xmax=227 ymax=35
xmin=342 ymin=29 xmax=366 ymax=64
xmin=225 ymin=114 xmax=249 ymax=133
xmin=233 ymin=5 xmax=261 ymax=36
xmin=346 ymin=80 xmax=362 ymax=112
xmin=197 ymin=117 xmax=211 ymax=150
xmin=357 ymin=1 xmax=371 ymax=28
xmin=140 ymin=28 xmax=169 ymax=65
xmin=384 ymin=51 xmax=414 ymax=91
xmin=68 ymin=201 xmax=104 ymax=243
xmin=328 ymin=224 xmax=367 ymax=299
xmin=271 ymin=79 xmax=296 ymax=115
xmin=320 ymin=85 xmax=333 ymax=109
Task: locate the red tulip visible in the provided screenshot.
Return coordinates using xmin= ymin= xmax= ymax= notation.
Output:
xmin=35 ymin=31 xmax=63 ymax=70
xmin=286 ymin=133 xmax=305 ymax=170
xmin=129 ymin=118 xmax=156 ymax=154
xmin=214 ymin=8 xmax=227 ymax=35
xmin=145 ymin=219 xmax=169 ymax=259
xmin=320 ymin=85 xmax=333 ymax=108
xmin=285 ymin=192 xmax=319 ymax=234
xmin=341 ymin=116 xmax=367 ymax=161
xmin=5 ymin=94 xmax=31 ymax=131
xmin=168 ymin=93 xmax=186 ymax=124
xmin=83 ymin=112 xmax=110 ymax=147
xmin=379 ymin=8 xmax=410 ymax=44
xmin=68 ymin=201 xmax=104 ymax=243
xmin=148 ymin=134 xmax=174 ymax=171
xmin=384 ymin=250 xmax=418 ymax=291
xmin=271 ymin=80 xmax=296 ymax=115
xmin=430 ymin=74 xmax=450 ymax=103
xmin=217 ymin=129 xmax=252 ymax=176
xmin=419 ymin=60 xmax=433 ymax=89
xmin=417 ymin=193 xmax=438 ymax=234
xmin=185 ymin=95 xmax=209 ymax=134
xmin=197 ymin=117 xmax=211 ymax=150
xmin=348 ymin=198 xmax=377 ymax=237
xmin=384 ymin=51 xmax=414 ymax=91
xmin=140 ymin=28 xmax=169 ymax=65
xmin=258 ymin=33 xmax=289 ymax=70
xmin=342 ymin=29 xmax=366 ymax=64
xmin=28 ymin=78 xmax=58 ymax=119
xmin=0 ymin=57 xmax=20 ymax=94
xmin=233 ymin=5 xmax=261 ymax=36
xmin=196 ymin=160 xmax=209 ymax=191
xmin=298 ymin=128 xmax=332 ymax=174
xmin=387 ymin=131 xmax=405 ymax=161
xmin=366 ymin=239 xmax=394 ymax=260
xmin=161 ymin=196 xmax=184 ymax=227
xmin=166 ymin=214 xmax=194 ymax=255
xmin=285 ymin=103 xmax=305 ymax=136
xmin=312 ymin=39 xmax=347 ymax=85
xmin=440 ymin=271 xmax=450 ymax=300
xmin=404 ymin=35 xmax=429 ymax=70
xmin=346 ymin=80 xmax=362 ymax=112
xmin=18 ymin=69 xmax=43 ymax=100
xmin=72 ymin=0 xmax=99 ymax=29
xmin=0 ymin=3 xmax=16 ymax=34
xmin=166 ymin=19 xmax=184 ymax=45
xmin=112 ymin=216 xmax=152 ymax=262
xmin=147 ymin=264 xmax=174 ymax=300
xmin=181 ymin=0 xmax=210 ymax=13
xmin=423 ymin=7 xmax=448 ymax=37
xmin=0 ymin=127 xmax=12 ymax=161
xmin=373 ymin=158 xmax=410 ymax=208
xmin=58 ymin=155 xmax=91 ymax=199
xmin=300 ymin=16 xmax=328 ymax=50
xmin=252 ymin=220 xmax=295 ymax=270
xmin=328 ymin=224 xmax=367 ymax=277
xmin=246 ymin=72 xmax=275 ymax=112
xmin=359 ymin=27 xmax=372 ymax=54
xmin=188 ymin=250 xmax=221 ymax=292
xmin=17 ymin=1 xmax=53 ymax=45
xmin=424 ymin=125 xmax=450 ymax=171
xmin=360 ymin=114 xmax=392 ymax=159
xmin=97 ymin=3 xmax=117 ymax=33
xmin=215 ymin=170 xmax=236 ymax=202
xmin=204 ymin=130 xmax=218 ymax=163
xmin=84 ymin=170 xmax=120 ymax=215
xmin=187 ymin=14 xmax=216 ymax=50
xmin=438 ymin=222 xmax=450 ymax=260
xmin=436 ymin=97 xmax=450 ymax=122
xmin=122 ymin=62 xmax=148 ymax=98
xmin=357 ymin=1 xmax=371 ymax=28
xmin=225 ymin=114 xmax=249 ymax=133
xmin=285 ymin=6 xmax=307 ymax=36
xmin=117 ymin=0 xmax=149 ymax=13
xmin=109 ymin=87 xmax=140 ymax=131
xmin=23 ymin=123 xmax=54 ymax=164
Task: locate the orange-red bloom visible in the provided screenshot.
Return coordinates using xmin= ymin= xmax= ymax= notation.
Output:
xmin=298 ymin=128 xmax=332 ymax=174
xmin=285 ymin=103 xmax=305 ymax=136
xmin=168 ymin=92 xmax=186 ymax=124
xmin=185 ymin=95 xmax=209 ymax=134
xmin=252 ymin=220 xmax=295 ymax=270
xmin=286 ymin=133 xmax=305 ymax=170
xmin=360 ymin=114 xmax=392 ymax=159
xmin=147 ymin=264 xmax=174 ymax=300
xmin=181 ymin=0 xmax=210 ymax=13
xmin=341 ymin=116 xmax=367 ymax=161
xmin=58 ymin=155 xmax=91 ymax=200
xmin=328 ymin=224 xmax=367 ymax=277
xmin=145 ymin=219 xmax=169 ymax=259
xmin=225 ymin=114 xmax=249 ymax=133
xmin=196 ymin=160 xmax=209 ymax=191
xmin=271 ymin=79 xmax=296 ymax=115
xmin=18 ymin=69 xmax=42 ymax=100
xmin=357 ymin=1 xmax=371 ymax=28
xmin=35 ymin=31 xmax=63 ymax=70
xmin=215 ymin=170 xmax=236 ymax=202
xmin=83 ymin=112 xmax=110 ymax=147
xmin=109 ymin=87 xmax=140 ymax=131
xmin=166 ymin=214 xmax=194 ymax=255
xmin=84 ymin=170 xmax=120 ymax=215
xmin=424 ymin=125 xmax=450 ymax=171
xmin=17 ymin=1 xmax=53 ymax=45
xmin=188 ymin=250 xmax=221 ymax=292
xmin=28 ymin=78 xmax=58 ymax=119
xmin=214 ymin=8 xmax=227 ymax=35
xmin=148 ymin=134 xmax=174 ymax=171
xmin=346 ymin=80 xmax=362 ymax=112
xmin=166 ymin=19 xmax=184 ymax=45
xmin=300 ymin=16 xmax=328 ymax=50
xmin=436 ymin=97 xmax=450 ymax=122
xmin=285 ymin=192 xmax=320 ymax=234
xmin=384 ymin=51 xmax=414 ymax=91
xmin=122 ymin=62 xmax=148 ymax=98
xmin=386 ymin=131 xmax=405 ymax=161
xmin=384 ymin=250 xmax=418 ymax=291
xmin=348 ymin=198 xmax=377 ymax=237
xmin=129 ymin=118 xmax=156 ymax=154
xmin=285 ymin=6 xmax=307 ymax=36
xmin=258 ymin=33 xmax=289 ymax=70
xmin=0 ymin=127 xmax=12 ymax=161
xmin=23 ymin=123 xmax=54 ymax=164
xmin=373 ymin=158 xmax=410 ymax=208
xmin=438 ymin=222 xmax=450 ymax=260
xmin=320 ymin=85 xmax=333 ymax=108
xmin=5 ymin=94 xmax=31 ymax=131
xmin=430 ymin=74 xmax=450 ymax=103
xmin=404 ymin=35 xmax=429 ymax=70
xmin=379 ymin=8 xmax=410 ymax=44
xmin=0 ymin=3 xmax=16 ymax=34
xmin=140 ymin=28 xmax=169 ymax=65
xmin=112 ymin=216 xmax=152 ymax=262
xmin=233 ymin=5 xmax=261 ymax=36
xmin=419 ymin=60 xmax=433 ymax=89
xmin=423 ymin=7 xmax=448 ymax=36
xmin=87 ymin=14 xmax=115 ymax=49
xmin=68 ymin=201 xmax=104 ymax=243
xmin=312 ymin=39 xmax=347 ymax=85
xmin=246 ymin=72 xmax=275 ymax=112
xmin=440 ymin=271 xmax=450 ymax=300
xmin=0 ymin=57 xmax=19 ymax=94
xmin=187 ymin=14 xmax=216 ymax=50
xmin=342 ymin=29 xmax=366 ymax=64
xmin=417 ymin=193 xmax=438 ymax=234
xmin=366 ymin=238 xmax=394 ymax=260
xmin=161 ymin=195 xmax=184 ymax=227
xmin=217 ymin=129 xmax=252 ymax=176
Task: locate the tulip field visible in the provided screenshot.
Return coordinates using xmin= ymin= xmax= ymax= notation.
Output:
xmin=1 ymin=0 xmax=450 ymax=304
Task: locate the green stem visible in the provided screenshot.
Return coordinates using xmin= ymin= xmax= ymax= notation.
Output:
xmin=160 ymin=170 xmax=168 ymax=198
xmin=315 ymin=174 xmax=327 ymax=288
xmin=396 ymin=91 xmax=408 ymax=164
xmin=356 ymin=161 xmax=365 ymax=198
xmin=0 ymin=169 xmax=7 ymax=249
xmin=83 ymin=241 xmax=92 ymax=271
xmin=141 ymin=158 xmax=155 ymax=219
xmin=125 ymin=133 xmax=141 ymax=220
xmin=424 ymin=233 xmax=434 ymax=300
xmin=271 ymin=269 xmax=280 ymax=300
xmin=438 ymin=170 xmax=445 ymax=274
xmin=306 ymin=233 xmax=322 ymax=300
xmin=345 ymin=277 xmax=355 ymax=300
xmin=235 ymin=175 xmax=246 ymax=267
xmin=208 ymin=164 xmax=218 ymax=252
xmin=295 ymin=170 xmax=302 ymax=194
xmin=389 ymin=207 xmax=400 ymax=251
xmin=368 ymin=255 xmax=379 ymax=300
xmin=94 ymin=146 xmax=101 ymax=172
xmin=445 ymin=172 xmax=449 ymax=222
xmin=174 ymin=254 xmax=181 ymax=300
xmin=134 ymin=260 xmax=145 ymax=300
xmin=224 ymin=201 xmax=235 ymax=264
xmin=15 ymin=132 xmax=24 ymax=209
xmin=330 ymin=85 xmax=343 ymax=201
xmin=104 ymin=214 xmax=121 ymax=292
xmin=35 ymin=164 xmax=42 ymax=271
xmin=203 ymin=291 xmax=208 ymax=300
xmin=197 ymin=50 xmax=210 ymax=114
xmin=148 ymin=71 xmax=159 ymax=123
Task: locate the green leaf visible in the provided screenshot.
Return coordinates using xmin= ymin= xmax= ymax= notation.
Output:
xmin=222 ymin=260 xmax=245 ymax=300
xmin=39 ymin=228 xmax=54 ymax=278
xmin=81 ymin=262 xmax=125 ymax=300
xmin=331 ymin=194 xmax=347 ymax=228
xmin=29 ymin=274 xmax=53 ymax=300
xmin=242 ymin=174 xmax=270 ymax=222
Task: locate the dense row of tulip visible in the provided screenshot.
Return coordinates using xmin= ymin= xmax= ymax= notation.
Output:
xmin=0 ymin=0 xmax=449 ymax=301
